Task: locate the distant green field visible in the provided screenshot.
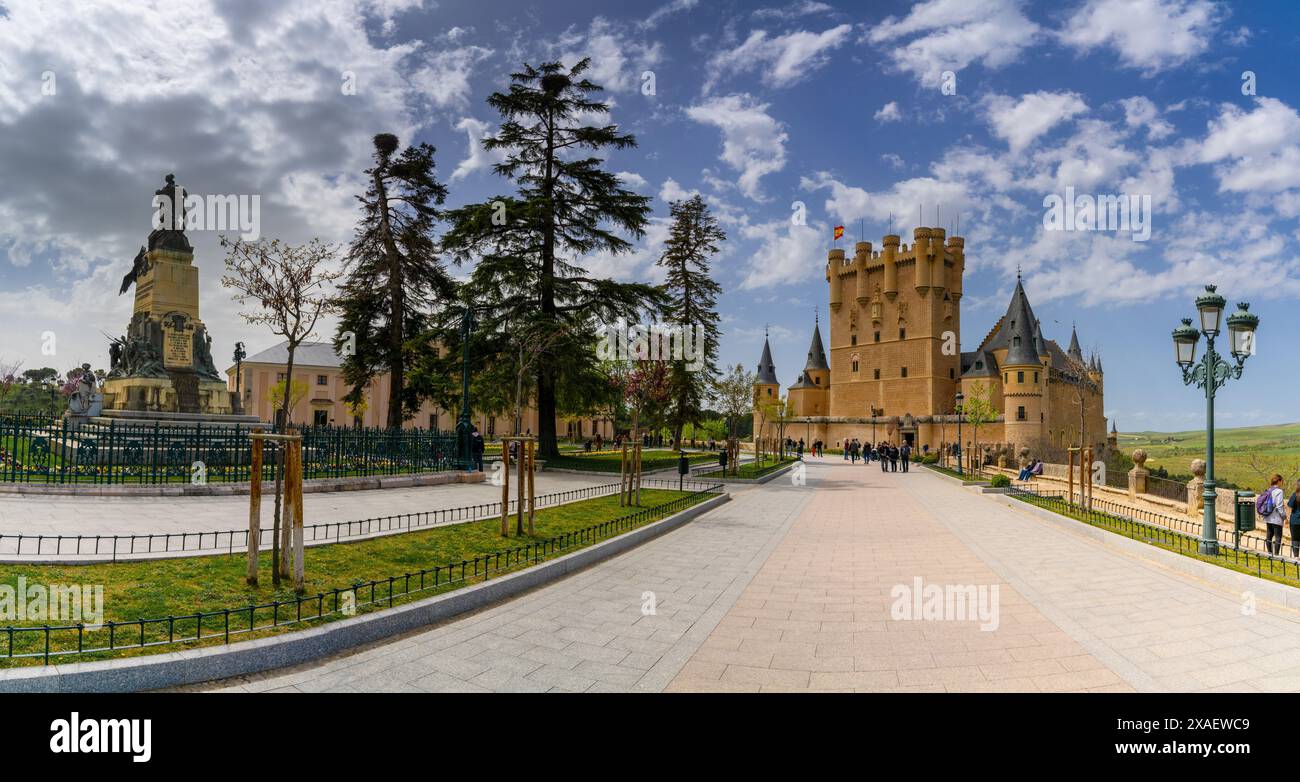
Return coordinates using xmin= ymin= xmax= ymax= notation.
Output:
xmin=1119 ymin=422 xmax=1300 ymax=490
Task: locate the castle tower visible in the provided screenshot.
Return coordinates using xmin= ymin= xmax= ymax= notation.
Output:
xmin=997 ymin=276 xmax=1044 ymax=450
xmin=787 ymin=316 xmax=830 ymax=417
xmin=752 ymin=333 xmax=781 ymax=437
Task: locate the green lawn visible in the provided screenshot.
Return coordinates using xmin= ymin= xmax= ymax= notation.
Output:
xmin=0 ymin=487 xmax=711 ymax=666
xmin=698 ymin=456 xmax=796 ymax=479
xmin=1119 ymin=421 xmax=1300 ymax=489
xmin=546 ymin=449 xmax=716 ymax=473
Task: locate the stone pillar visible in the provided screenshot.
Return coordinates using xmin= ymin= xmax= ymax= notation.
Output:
xmin=1127 ymin=448 xmax=1148 ymax=499
xmin=1017 ymin=446 xmax=1030 ymax=470
xmin=1187 ymin=458 xmax=1206 ymax=516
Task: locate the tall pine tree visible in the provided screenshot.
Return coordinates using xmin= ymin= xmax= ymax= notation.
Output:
xmin=334 ymin=134 xmax=453 ymax=428
xmin=657 ymin=194 xmax=724 ymax=447
xmin=441 ymin=59 xmax=663 ymax=458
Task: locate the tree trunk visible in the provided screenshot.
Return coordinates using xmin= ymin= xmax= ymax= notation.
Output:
xmin=537 ymin=101 xmax=560 ymax=459
xmin=273 ymin=348 xmax=296 ymax=583
xmin=374 ymin=166 xmax=405 ymax=430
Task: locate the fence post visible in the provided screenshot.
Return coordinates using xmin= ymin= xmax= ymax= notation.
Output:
xmin=291 ymin=438 xmax=305 ymax=594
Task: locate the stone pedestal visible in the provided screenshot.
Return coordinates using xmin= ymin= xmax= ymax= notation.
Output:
xmin=1187 ymin=458 xmax=1206 ymax=515
xmin=102 ymin=229 xmax=246 ymax=420
xmin=1127 ymin=448 xmax=1148 ymax=499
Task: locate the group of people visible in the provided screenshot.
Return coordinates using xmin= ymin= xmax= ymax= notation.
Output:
xmin=789 ymin=437 xmax=912 ymax=472
xmin=1016 ymin=459 xmax=1046 ymax=481
xmin=1258 ymin=474 xmax=1300 ymax=557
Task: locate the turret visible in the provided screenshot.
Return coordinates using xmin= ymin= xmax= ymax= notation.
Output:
xmin=882 ymin=234 xmax=899 ymax=300
xmin=827 ymin=248 xmax=844 ymax=312
xmin=930 ymin=227 xmax=946 ymax=293
xmin=752 ymin=334 xmax=781 ymax=428
xmin=854 ymin=241 xmax=871 ymax=305
xmin=913 ymin=227 xmax=931 ymax=294
xmin=946 ymin=235 xmax=964 ymax=300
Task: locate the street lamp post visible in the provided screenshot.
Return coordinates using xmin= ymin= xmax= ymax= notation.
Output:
xmin=1172 ymin=285 xmax=1259 ymax=556
xmin=233 ymin=342 xmax=246 ymax=414
xmin=955 ymin=392 xmax=965 ymax=476
xmin=456 ymin=306 xmax=478 ymax=472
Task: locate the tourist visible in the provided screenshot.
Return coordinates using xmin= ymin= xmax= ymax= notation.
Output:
xmin=718 ymin=447 xmax=729 ymax=471
xmin=1261 ymin=473 xmax=1287 ymax=555
xmin=900 ymin=442 xmax=911 ymax=472
xmin=890 ymin=444 xmax=899 ymax=472
xmin=470 ymin=426 xmax=485 ymax=472
xmin=1017 ymin=459 xmax=1037 ymax=481
xmin=1289 ymin=479 xmax=1300 ymax=559
xmin=1032 ymin=461 xmax=1044 ymax=478
xmin=880 ymin=443 xmax=889 ymax=473
xmin=796 ymin=440 xmax=804 ymax=461
xmin=849 ymin=439 xmax=859 ymax=463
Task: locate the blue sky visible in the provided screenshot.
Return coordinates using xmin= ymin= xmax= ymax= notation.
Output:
xmin=1 ymin=0 xmax=1298 ymax=431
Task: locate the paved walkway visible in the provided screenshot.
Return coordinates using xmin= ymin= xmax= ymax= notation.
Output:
xmin=187 ymin=458 xmax=1300 ymax=692
xmin=0 ymin=471 xmax=616 ymax=542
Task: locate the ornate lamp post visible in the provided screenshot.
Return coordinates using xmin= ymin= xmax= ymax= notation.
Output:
xmin=955 ymin=392 xmax=965 ymax=476
xmin=233 ymin=341 xmax=246 ymax=413
xmin=455 ymin=306 xmax=479 ymax=471
xmin=1172 ymin=285 xmax=1259 ymax=556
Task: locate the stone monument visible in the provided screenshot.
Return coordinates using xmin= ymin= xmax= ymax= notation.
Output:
xmin=98 ymin=174 xmax=257 ymax=424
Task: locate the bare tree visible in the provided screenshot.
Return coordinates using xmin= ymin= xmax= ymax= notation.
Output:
xmin=714 ymin=363 xmax=755 ymax=440
xmin=1059 ymin=346 xmax=1102 ymax=450
xmin=221 ymin=236 xmax=341 ymax=585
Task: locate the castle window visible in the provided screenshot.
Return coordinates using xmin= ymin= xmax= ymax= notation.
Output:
xmin=901 ymin=367 xmax=908 ymax=378
xmin=874 ymin=368 xmax=880 ymax=380
xmin=975 ymin=360 xmax=984 ymax=370
xmin=814 ymin=376 xmax=820 ymax=385
xmin=899 ymin=328 xmax=906 ymax=340
xmin=852 ymin=360 xmax=859 ymax=373
xmin=1016 ymin=371 xmax=1024 ymax=383
xmin=1013 ymin=336 xmax=1021 ymax=347
xmin=1034 ymin=371 xmax=1039 ymax=384
xmin=767 ymin=388 xmax=773 ymax=397
xmin=874 ymin=331 xmax=880 ymax=343
xmin=1017 ymin=406 xmax=1026 ymax=421
xmin=950 ymin=368 xmax=955 ymax=379
xmin=851 ymin=334 xmax=857 ymax=346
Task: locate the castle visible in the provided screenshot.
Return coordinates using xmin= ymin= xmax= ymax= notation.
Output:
xmin=753 ymin=227 xmax=1110 ymax=457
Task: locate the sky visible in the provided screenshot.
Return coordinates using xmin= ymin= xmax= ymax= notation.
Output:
xmin=0 ymin=0 xmax=1297 ymax=432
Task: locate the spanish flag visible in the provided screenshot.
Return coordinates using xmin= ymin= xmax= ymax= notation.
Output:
xmin=833 ymin=225 xmax=845 ymax=240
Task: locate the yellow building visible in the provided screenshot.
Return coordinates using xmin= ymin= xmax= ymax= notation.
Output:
xmin=753 ymin=227 xmax=1108 ymax=456
xmin=227 ymin=340 xmax=614 ymax=439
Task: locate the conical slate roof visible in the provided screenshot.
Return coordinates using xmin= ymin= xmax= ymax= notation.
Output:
xmin=1001 ymin=279 xmax=1042 ymax=367
xmin=1068 ymin=326 xmax=1083 ymax=361
xmin=804 ymin=322 xmax=828 ymax=371
xmin=755 ymin=336 xmax=779 ymax=385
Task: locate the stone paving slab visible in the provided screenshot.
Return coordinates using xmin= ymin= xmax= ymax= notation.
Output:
xmin=181 ymin=471 xmax=814 ymax=692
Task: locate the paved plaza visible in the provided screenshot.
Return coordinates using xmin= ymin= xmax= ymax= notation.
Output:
xmin=183 ymin=458 xmax=1300 ymax=693
xmin=0 ymin=470 xmax=618 ymax=542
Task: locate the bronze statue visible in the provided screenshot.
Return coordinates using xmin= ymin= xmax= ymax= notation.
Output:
xmin=119 ymin=246 xmax=148 ymax=295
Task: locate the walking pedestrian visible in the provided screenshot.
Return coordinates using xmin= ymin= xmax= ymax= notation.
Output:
xmin=900 ymin=442 xmax=911 ymax=472
xmin=1289 ymin=478 xmax=1300 ymax=558
xmin=1261 ymin=473 xmax=1287 ymax=555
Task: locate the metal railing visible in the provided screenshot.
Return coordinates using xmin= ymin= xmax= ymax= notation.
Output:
xmin=0 ymin=414 xmax=459 ymax=485
xmin=0 ymin=478 xmax=723 ymax=560
xmin=1006 ymin=483 xmax=1300 ymax=576
xmin=1 ymin=483 xmax=724 ymax=663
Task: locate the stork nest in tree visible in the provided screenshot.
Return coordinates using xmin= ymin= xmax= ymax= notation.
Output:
xmin=540 ymin=73 xmax=570 ymax=96
xmin=372 ymin=133 xmax=400 ymax=156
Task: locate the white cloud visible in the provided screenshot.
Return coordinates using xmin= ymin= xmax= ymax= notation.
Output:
xmin=450 ymin=117 xmax=506 ymax=181
xmin=800 ymin=171 xmax=975 ymax=236
xmin=867 ymin=0 xmax=1040 ymax=87
xmin=553 ymin=17 xmax=662 ymax=93
xmin=752 ymin=2 xmax=835 ymax=21
xmin=686 ymin=94 xmax=788 ymax=201
xmin=874 ymin=101 xmax=902 ymax=123
xmin=616 ymin=171 xmax=648 ymax=189
xmin=738 ymin=219 xmax=825 ymax=289
xmin=1195 ymin=98 xmax=1300 ymax=194
xmin=706 ymin=24 xmax=852 ymax=92
xmin=641 ymin=0 xmax=700 ymax=30
xmin=659 ymin=178 xmax=701 ymax=203
xmin=1118 ymin=96 xmax=1174 ymax=140
xmin=408 ymin=44 xmax=494 ymax=110
xmin=982 ymin=91 xmax=1088 ymax=153
xmin=1059 ymin=0 xmax=1222 ymax=73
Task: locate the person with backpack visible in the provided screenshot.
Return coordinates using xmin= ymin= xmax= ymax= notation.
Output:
xmin=900 ymin=442 xmax=911 ymax=472
xmin=1260 ymin=474 xmax=1287 ymax=555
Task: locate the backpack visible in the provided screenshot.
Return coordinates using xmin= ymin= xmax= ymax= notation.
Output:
xmin=1257 ymin=489 xmax=1276 ymax=517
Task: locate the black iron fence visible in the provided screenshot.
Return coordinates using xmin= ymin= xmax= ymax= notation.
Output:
xmin=1007 ymin=483 xmax=1300 ymax=576
xmin=0 ymin=484 xmax=723 ymax=663
xmin=0 ymin=414 xmax=458 ymax=485
xmin=0 ymin=477 xmax=724 ymax=560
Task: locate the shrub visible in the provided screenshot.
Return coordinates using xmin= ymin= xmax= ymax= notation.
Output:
xmin=989 ymin=474 xmax=1011 ymax=488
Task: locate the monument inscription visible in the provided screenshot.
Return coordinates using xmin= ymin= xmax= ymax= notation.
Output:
xmin=163 ymin=326 xmax=193 ymax=368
